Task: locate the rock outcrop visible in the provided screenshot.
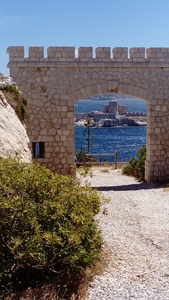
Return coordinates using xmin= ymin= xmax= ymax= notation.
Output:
xmin=0 ymin=76 xmax=31 ymax=163
xmin=120 ymin=116 xmax=147 ymax=126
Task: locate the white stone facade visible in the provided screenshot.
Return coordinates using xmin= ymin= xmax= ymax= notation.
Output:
xmin=108 ymin=100 xmax=118 ymax=113
xmin=6 ymin=46 xmax=169 ymax=181
xmin=118 ymin=105 xmax=128 ymax=114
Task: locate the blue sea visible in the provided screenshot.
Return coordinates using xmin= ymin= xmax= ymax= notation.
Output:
xmin=74 ymin=95 xmax=147 ymax=162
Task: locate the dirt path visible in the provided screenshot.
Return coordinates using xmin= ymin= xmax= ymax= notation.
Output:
xmin=85 ymin=168 xmax=169 ymax=300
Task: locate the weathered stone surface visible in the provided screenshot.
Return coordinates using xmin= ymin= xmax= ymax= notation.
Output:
xmin=0 ymin=77 xmax=31 ymax=163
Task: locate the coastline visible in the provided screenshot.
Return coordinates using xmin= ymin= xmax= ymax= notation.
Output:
xmin=75 ymin=116 xmax=147 ymax=127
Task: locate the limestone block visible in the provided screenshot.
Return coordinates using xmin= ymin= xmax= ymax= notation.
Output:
xmin=61 ymin=106 xmax=68 ymax=112
xmin=107 ymin=80 xmax=119 ymax=92
xmin=81 ymin=87 xmax=89 ymax=99
xmin=61 ymin=136 xmax=66 ymax=142
xmin=61 ymin=158 xmax=66 ymax=164
xmin=155 ymin=128 xmax=161 ymax=134
xmin=162 ymin=105 xmax=167 ymax=111
xmin=45 ymin=136 xmax=55 ymax=141
xmin=157 ymin=122 xmax=164 ymax=128
xmin=96 ymin=47 xmax=111 ymax=59
xmin=78 ymin=47 xmax=93 ymax=59
xmin=63 ymin=118 xmax=68 ymax=124
xmin=45 ymin=146 xmax=54 ymax=152
xmin=28 ymin=47 xmax=44 ymax=61
xmin=48 ymin=128 xmax=56 ymax=135
xmin=74 ymin=90 xmax=83 ymax=101
xmin=147 ymin=47 xmax=169 ymax=61
xmin=40 ymin=128 xmax=47 ymax=135
xmin=129 ymin=48 xmax=145 ymax=61
xmin=7 ymin=46 xmax=24 ymax=61
xmin=113 ymin=47 xmax=128 ymax=60
xmin=47 ymin=47 xmax=75 ymax=59
xmin=155 ymin=105 xmax=161 ymax=111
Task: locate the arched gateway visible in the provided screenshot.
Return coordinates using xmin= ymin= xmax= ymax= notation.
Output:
xmin=7 ymin=46 xmax=169 ymax=182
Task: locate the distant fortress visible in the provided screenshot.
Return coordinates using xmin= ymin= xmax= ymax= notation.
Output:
xmin=75 ymin=100 xmax=147 ymax=127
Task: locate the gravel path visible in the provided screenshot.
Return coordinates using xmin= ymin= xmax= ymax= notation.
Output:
xmin=84 ymin=168 xmax=169 ymax=300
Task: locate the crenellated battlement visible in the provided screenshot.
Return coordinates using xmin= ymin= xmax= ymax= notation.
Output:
xmin=6 ymin=46 xmax=169 ymax=67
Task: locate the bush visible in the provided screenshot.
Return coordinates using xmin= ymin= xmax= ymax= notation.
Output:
xmin=75 ymin=148 xmax=97 ymax=167
xmin=1 ymin=85 xmax=28 ymax=122
xmin=122 ymin=145 xmax=146 ymax=181
xmin=0 ymin=158 xmax=102 ymax=299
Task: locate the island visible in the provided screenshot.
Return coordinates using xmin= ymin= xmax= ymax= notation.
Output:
xmin=75 ymin=100 xmax=146 ymax=127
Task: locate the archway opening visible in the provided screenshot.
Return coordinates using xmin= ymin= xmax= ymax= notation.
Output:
xmin=74 ymin=93 xmax=147 ymax=165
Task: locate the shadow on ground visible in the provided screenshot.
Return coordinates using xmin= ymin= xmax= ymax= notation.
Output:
xmin=92 ymin=182 xmax=163 ymax=192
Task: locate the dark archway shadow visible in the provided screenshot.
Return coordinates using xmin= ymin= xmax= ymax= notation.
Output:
xmin=91 ymin=182 xmax=163 ymax=192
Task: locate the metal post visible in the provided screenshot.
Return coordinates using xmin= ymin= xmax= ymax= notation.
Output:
xmin=115 ymin=152 xmax=118 ymax=169
xmin=82 ymin=152 xmax=86 ymax=167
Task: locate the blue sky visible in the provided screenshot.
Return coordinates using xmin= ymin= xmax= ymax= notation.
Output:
xmin=1 ymin=0 xmax=169 ymax=75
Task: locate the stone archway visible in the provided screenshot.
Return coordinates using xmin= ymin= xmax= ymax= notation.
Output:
xmin=72 ymin=84 xmax=150 ymax=178
xmin=7 ymin=46 xmax=169 ymax=181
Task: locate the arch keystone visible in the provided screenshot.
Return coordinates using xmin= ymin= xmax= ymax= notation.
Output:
xmin=108 ymin=80 xmax=119 ymax=92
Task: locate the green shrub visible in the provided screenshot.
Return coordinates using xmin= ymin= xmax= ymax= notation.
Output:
xmin=122 ymin=145 xmax=146 ymax=181
xmin=1 ymin=85 xmax=28 ymax=122
xmin=75 ymin=148 xmax=86 ymax=166
xmin=83 ymin=117 xmax=94 ymax=153
xmin=0 ymin=158 xmax=102 ymax=298
xmin=75 ymin=148 xmax=97 ymax=167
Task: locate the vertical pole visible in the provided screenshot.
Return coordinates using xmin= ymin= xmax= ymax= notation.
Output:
xmin=115 ymin=152 xmax=118 ymax=169
xmin=83 ymin=152 xmax=86 ymax=167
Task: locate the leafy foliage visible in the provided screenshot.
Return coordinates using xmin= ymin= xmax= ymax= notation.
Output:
xmin=83 ymin=117 xmax=94 ymax=153
xmin=1 ymin=85 xmax=28 ymax=122
xmin=75 ymin=148 xmax=97 ymax=167
xmin=0 ymin=158 xmax=102 ymax=298
xmin=75 ymin=117 xmax=97 ymax=167
xmin=75 ymin=148 xmax=86 ymax=166
xmin=122 ymin=145 xmax=146 ymax=181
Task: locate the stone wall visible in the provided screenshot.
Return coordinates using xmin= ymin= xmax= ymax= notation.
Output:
xmin=7 ymin=46 xmax=169 ymax=181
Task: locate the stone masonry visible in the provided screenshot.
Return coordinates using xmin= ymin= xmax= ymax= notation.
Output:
xmin=6 ymin=46 xmax=169 ymax=182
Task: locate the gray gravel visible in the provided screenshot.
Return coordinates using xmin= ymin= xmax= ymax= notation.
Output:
xmin=84 ymin=168 xmax=169 ymax=300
